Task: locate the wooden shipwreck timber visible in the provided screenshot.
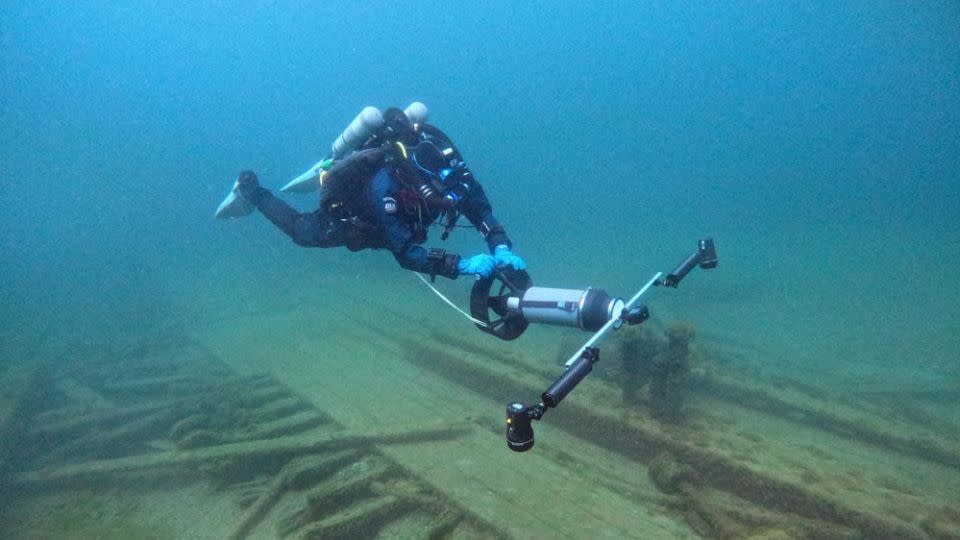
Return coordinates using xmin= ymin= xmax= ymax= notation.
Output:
xmin=1 ymin=314 xmax=958 ymax=539
xmin=0 ymin=335 xmax=506 ymax=539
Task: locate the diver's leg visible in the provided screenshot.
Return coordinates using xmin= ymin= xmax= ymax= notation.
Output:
xmin=244 ymin=187 xmax=300 ymax=237
xmin=237 ymin=170 xmax=345 ymax=248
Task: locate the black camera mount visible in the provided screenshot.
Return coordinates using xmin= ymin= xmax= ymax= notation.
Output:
xmin=506 ymin=347 xmax=601 ymax=451
xmin=657 ymin=238 xmax=717 ymax=287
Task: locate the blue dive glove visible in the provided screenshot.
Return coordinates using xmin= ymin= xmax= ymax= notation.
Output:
xmin=494 ymin=245 xmax=527 ymax=270
xmin=457 ymin=254 xmax=496 ymax=277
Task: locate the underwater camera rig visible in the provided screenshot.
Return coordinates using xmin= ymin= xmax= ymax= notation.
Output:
xmin=469 ymin=238 xmax=718 ymax=452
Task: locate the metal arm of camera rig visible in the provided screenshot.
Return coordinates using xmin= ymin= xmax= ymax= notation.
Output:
xmin=503 ymin=238 xmax=718 ymax=452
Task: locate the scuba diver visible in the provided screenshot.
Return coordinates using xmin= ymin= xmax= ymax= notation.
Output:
xmin=218 ymin=103 xmax=719 ymax=453
xmin=220 ymin=104 xmax=526 ymax=280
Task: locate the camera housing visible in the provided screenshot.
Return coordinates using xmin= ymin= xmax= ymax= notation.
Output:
xmin=505 ymin=402 xmax=538 ymax=452
xmin=659 ymin=238 xmax=718 ymax=287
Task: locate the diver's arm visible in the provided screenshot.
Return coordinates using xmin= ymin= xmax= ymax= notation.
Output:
xmin=236 ymin=170 xmax=333 ymax=248
xmin=418 ymin=126 xmax=513 ymax=252
xmin=459 ymin=179 xmax=513 ymax=252
xmin=392 ymin=245 xmax=461 ymax=279
xmin=382 ymin=211 xmax=461 ymax=278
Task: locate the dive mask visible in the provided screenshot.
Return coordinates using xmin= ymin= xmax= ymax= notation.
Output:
xmin=412 ymin=141 xmax=458 ymax=188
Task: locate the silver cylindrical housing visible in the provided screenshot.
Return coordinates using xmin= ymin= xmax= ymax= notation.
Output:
xmin=508 ymin=287 xmax=624 ymax=331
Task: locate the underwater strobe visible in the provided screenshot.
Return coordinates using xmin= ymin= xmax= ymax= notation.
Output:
xmin=470 ymin=238 xmax=718 ymax=452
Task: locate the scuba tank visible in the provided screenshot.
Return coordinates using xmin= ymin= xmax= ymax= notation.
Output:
xmin=403 ymin=101 xmax=428 ymax=126
xmin=280 ymin=106 xmax=381 ymax=193
xmin=281 ymin=102 xmax=429 ymax=193
xmin=332 ymin=102 xmax=427 ymax=158
xmin=331 ymin=106 xmax=384 ymax=159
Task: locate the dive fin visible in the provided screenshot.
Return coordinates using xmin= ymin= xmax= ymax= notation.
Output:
xmin=214 ymin=180 xmax=254 ymax=219
xmin=280 ymin=158 xmax=327 ymax=193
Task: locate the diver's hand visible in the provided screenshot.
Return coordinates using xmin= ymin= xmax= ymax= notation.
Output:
xmin=494 ymin=245 xmax=527 ymax=271
xmin=457 ymin=254 xmax=497 ymax=277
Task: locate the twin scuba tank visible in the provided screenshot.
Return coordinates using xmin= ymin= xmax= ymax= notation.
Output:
xmin=281 ymin=102 xmax=430 ymax=194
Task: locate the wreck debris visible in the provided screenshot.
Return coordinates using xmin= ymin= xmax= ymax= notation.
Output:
xmin=14 ymin=423 xmax=470 ymax=488
xmin=1 ymin=333 xmax=508 ymax=539
xmin=227 ymin=450 xmax=360 ymax=540
xmin=391 ymin=324 xmax=960 ymax=540
xmin=650 ymin=322 xmax=695 ymax=420
xmin=618 ymin=326 xmax=658 ymax=405
xmin=4 ymin=317 xmax=959 ymax=539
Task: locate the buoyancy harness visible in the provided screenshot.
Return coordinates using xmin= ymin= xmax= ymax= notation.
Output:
xmin=317 ymin=120 xmax=473 ymax=248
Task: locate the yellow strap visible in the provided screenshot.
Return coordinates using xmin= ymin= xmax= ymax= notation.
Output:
xmin=395 ymin=141 xmax=408 ymax=159
xmin=319 ymin=170 xmax=328 ymax=186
